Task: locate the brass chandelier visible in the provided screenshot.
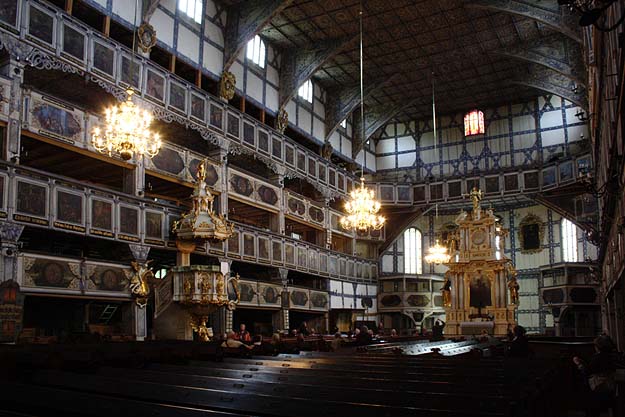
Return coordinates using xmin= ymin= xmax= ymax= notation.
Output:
xmin=340 ymin=177 xmax=385 ymax=231
xmin=91 ymin=0 xmax=162 ymax=161
xmin=339 ymin=6 xmax=385 ymax=232
xmin=424 ymin=239 xmax=451 ymax=265
xmin=92 ymin=90 xmax=162 ymax=160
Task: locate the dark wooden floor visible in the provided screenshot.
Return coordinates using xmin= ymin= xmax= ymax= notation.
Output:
xmin=0 ymin=340 xmax=573 ymax=417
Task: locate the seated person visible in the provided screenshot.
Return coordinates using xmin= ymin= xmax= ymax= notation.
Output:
xmin=236 ymin=323 xmax=251 ymax=342
xmin=390 ymin=329 xmax=398 ymax=338
xmin=222 ymin=331 xmax=253 ymax=350
xmin=355 ymin=326 xmax=372 ymax=345
xmin=507 ymin=325 xmax=531 ymax=357
xmin=299 ymin=321 xmax=310 ymax=337
xmin=330 ymin=332 xmax=343 ymax=351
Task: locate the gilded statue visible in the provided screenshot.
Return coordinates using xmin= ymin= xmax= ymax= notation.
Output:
xmin=276 ymin=109 xmax=288 ymax=134
xmin=190 ymin=315 xmax=213 ymax=342
xmin=216 ymin=273 xmax=225 ymax=302
xmin=129 ymin=260 xmax=154 ymax=308
xmin=508 ymin=277 xmax=520 ymax=305
xmin=184 ymin=277 xmax=193 ymax=299
xmin=469 ymin=187 xmax=483 ymax=213
xmin=200 ymin=272 xmax=211 ymax=303
xmin=441 ymin=273 xmax=452 ymax=308
xmin=219 ymin=71 xmax=236 ymax=101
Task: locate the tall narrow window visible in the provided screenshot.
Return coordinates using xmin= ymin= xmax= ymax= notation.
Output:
xmin=246 ymin=35 xmax=266 ymax=68
xmin=179 ymin=0 xmax=203 ymax=24
xmin=464 ymin=109 xmax=484 ymax=136
xmin=298 ymin=79 xmax=313 ymax=103
xmin=403 ymin=228 xmax=423 ymax=274
xmin=495 ymin=235 xmax=501 ymax=260
xmin=562 ymin=218 xmax=578 ymax=262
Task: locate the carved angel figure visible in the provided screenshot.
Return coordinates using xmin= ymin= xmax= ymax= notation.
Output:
xmin=129 ymin=260 xmax=154 ymax=308
xmin=190 ymin=315 xmax=213 ymax=342
xmin=227 ymin=273 xmax=241 ymax=311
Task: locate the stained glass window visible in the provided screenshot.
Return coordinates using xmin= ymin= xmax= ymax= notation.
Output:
xmin=464 ymin=109 xmax=485 ymax=136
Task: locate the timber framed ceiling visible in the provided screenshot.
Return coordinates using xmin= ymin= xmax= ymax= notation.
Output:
xmin=177 ymin=1 xmax=585 ymax=155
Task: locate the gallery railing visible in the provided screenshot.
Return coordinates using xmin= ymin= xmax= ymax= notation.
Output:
xmin=0 ymin=162 xmax=377 ymax=283
xmin=372 ymin=153 xmax=593 ymax=206
xmin=21 ymin=88 xmax=385 ymax=242
xmin=0 ymin=0 xmax=357 ymax=200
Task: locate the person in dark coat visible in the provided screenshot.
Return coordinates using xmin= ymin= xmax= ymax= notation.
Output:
xmin=507 ymin=325 xmax=531 ymax=358
xmin=298 ymin=321 xmax=310 ymax=337
xmin=573 ymin=335 xmax=620 ymax=417
xmin=431 ymin=319 xmax=445 ymax=341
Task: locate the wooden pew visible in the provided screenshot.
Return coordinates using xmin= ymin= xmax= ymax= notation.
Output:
xmin=24 ymin=370 xmax=505 ymax=417
xmin=0 ymin=381 xmax=247 ymax=417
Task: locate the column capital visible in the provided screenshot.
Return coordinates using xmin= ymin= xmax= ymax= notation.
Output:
xmin=128 ymin=244 xmax=150 ymax=262
xmin=0 ymin=222 xmax=24 ymax=244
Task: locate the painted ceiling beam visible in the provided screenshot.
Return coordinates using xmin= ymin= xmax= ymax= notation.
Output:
xmin=493 ymin=34 xmax=585 ymax=85
xmin=352 ymin=97 xmax=421 ymax=158
xmin=324 ymin=74 xmax=399 ymax=140
xmin=278 ymin=36 xmax=357 ymax=112
xmin=511 ymin=64 xmax=588 ymax=108
xmin=142 ymin=0 xmax=161 ymax=22
xmin=467 ymin=0 xmax=581 ymax=43
xmin=223 ymin=0 xmax=293 ymax=72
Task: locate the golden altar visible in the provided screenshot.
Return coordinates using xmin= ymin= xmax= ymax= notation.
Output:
xmin=441 ymin=188 xmax=518 ymax=336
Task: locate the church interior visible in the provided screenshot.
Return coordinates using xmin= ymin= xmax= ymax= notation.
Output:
xmin=0 ymin=0 xmax=624 ymax=416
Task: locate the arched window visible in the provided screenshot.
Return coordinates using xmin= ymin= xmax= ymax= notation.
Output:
xmin=464 ymin=109 xmax=484 ymax=136
xmin=154 ymin=268 xmax=168 ymax=279
xmin=403 ymin=228 xmax=422 ymax=274
xmin=562 ymin=218 xmax=578 ymax=262
xmin=246 ymin=35 xmax=266 ymax=68
xmin=298 ymin=79 xmax=313 ymax=103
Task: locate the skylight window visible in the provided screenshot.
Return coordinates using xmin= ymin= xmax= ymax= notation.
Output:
xmin=298 ymin=79 xmax=313 ymax=103
xmin=179 ymin=0 xmax=203 ymax=24
xmin=246 ymin=35 xmax=266 ymax=68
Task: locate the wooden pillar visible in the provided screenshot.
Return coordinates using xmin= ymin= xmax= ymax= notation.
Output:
xmin=103 ymin=16 xmax=111 ymax=36
xmin=65 ymin=0 xmax=74 ymax=14
xmin=169 ymin=55 xmax=176 ymax=74
xmin=240 ymin=96 xmax=246 ymax=113
xmin=195 ymin=70 xmax=202 ymax=88
xmin=260 ymin=109 xmax=266 ymax=124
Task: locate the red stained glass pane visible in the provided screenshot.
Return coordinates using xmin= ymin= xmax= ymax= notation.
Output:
xmin=464 ymin=110 xmax=484 ymax=136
